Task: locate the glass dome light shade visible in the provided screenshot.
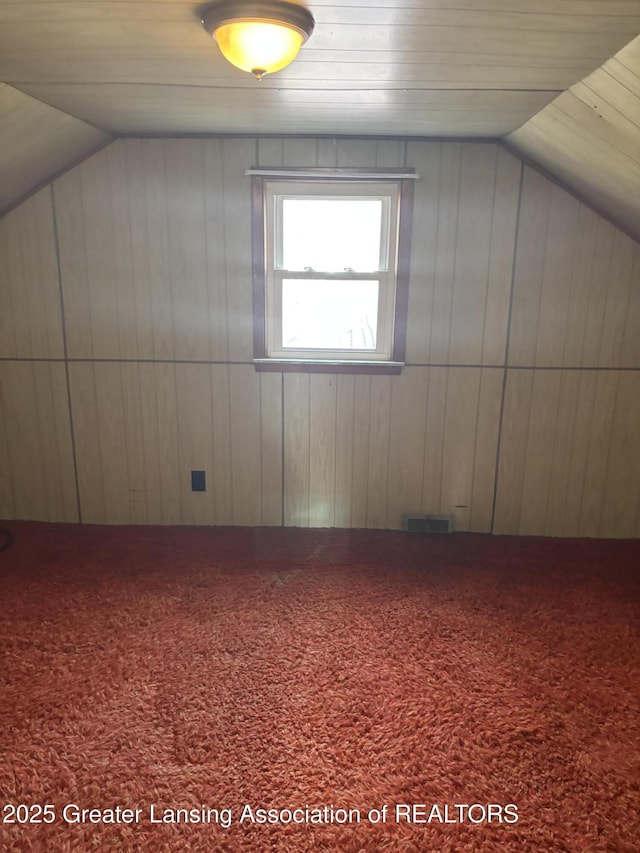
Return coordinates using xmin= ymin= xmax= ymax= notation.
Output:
xmin=214 ymin=20 xmax=305 ymax=76
xmin=201 ymin=1 xmax=315 ymax=79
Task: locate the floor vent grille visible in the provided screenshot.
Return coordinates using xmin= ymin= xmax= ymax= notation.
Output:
xmin=402 ymin=514 xmax=454 ymax=534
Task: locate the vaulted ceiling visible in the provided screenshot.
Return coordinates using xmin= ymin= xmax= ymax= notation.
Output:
xmin=1 ymin=1 xmax=638 ymax=237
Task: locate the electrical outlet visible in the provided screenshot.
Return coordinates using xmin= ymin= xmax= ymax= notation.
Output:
xmin=191 ymin=470 xmax=206 ymax=492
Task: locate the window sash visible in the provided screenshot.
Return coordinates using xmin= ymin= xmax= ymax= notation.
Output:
xmin=273 ymin=192 xmax=393 ymax=273
xmin=264 ymin=180 xmax=400 ymax=361
xmin=267 ymin=271 xmax=395 ymax=360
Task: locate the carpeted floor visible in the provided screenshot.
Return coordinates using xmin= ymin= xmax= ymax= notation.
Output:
xmin=0 ymin=522 xmax=639 ymax=852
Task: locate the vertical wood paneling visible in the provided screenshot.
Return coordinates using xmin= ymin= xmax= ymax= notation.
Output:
xmin=577 ymin=371 xmax=621 ymax=536
xmin=205 ymin=138 xmax=246 ymax=362
xmin=449 ymin=146 xmax=497 ymax=364
xmin=600 ymin=371 xmax=640 ymax=537
xmin=134 ymin=362 xmax=163 ymax=522
xmin=621 ymin=246 xmax=640 ymax=368
xmin=175 ymin=362 xmax=216 ymax=524
xmin=561 ymin=204 xmax=600 ymax=367
xmin=140 ymin=141 xmax=176 ymax=360
xmin=334 ymin=375 xmax=356 ymax=528
xmin=422 ymin=367 xmax=448 ymax=513
xmin=2 ymin=136 xmax=639 ymax=537
xmin=283 ymin=373 xmax=310 ymax=527
xmin=95 ymin=363 xmax=133 ymax=524
xmin=405 ymin=143 xmax=440 ymax=366
xmin=152 ymin=363 xmax=180 ymax=524
xmin=441 ymin=369 xmax=478 ymax=530
xmin=208 ymin=363 xmax=232 ymax=525
xmin=482 ymin=150 xmax=521 ymax=364
xmin=164 ymin=140 xmax=210 ymax=362
xmin=316 ymin=138 xmax=338 ymax=168
xmin=336 ymin=138 xmax=378 ymax=168
xmin=509 ymin=166 xmax=640 ymax=368
xmin=229 ymin=364 xmax=263 ymax=525
xmin=494 ymin=371 xmax=546 ymax=534
xmin=430 ymin=143 xmax=461 ymax=363
xmin=282 ymin=365 xmax=503 ymax=532
xmin=0 ymin=188 xmax=64 ymax=359
xmin=123 ymin=141 xmax=155 ymax=361
xmin=0 ymin=376 xmax=13 ymax=517
xmin=282 ymin=138 xmax=318 ymax=167
xmin=386 ymin=367 xmax=429 ymax=526
xmin=441 ymin=368 xmax=502 ymax=532
xmin=600 ymin=232 xmax=637 ymax=367
xmin=83 ymin=148 xmax=122 ymax=358
xmin=365 ymin=375 xmax=392 ymax=528
xmin=221 ymin=138 xmax=255 ymax=363
xmin=405 ymin=143 xmax=519 ymax=365
xmin=308 ymin=374 xmax=337 ymax=527
xmin=543 ymin=372 xmax=584 ymax=537
xmin=507 ymin=169 xmax=550 ymax=367
xmin=581 ymin=221 xmax=617 ymax=367
xmin=470 ymin=368 xmax=505 ymax=532
xmin=121 ymin=361 xmax=153 ymax=523
xmin=108 ymin=144 xmax=139 ymax=359
xmin=259 ymin=371 xmax=283 ymax=527
xmin=515 ymin=371 xmax=564 ymax=535
xmin=256 ymin=138 xmax=283 ymax=167
xmin=69 ymin=361 xmax=281 ymax=526
xmin=494 ymin=369 xmax=640 ymax=537
xmin=351 ymin=376 xmax=373 ymax=529
xmin=0 ymin=361 xmax=77 ymax=521
xmin=432 ymin=367 xmax=502 ymax=532
xmin=66 ymin=362 xmax=103 ymax=521
xmin=70 ymin=361 xmax=184 ymax=525
xmin=375 ymin=139 xmax=405 ymax=168
xmin=533 ymin=189 xmax=581 ymax=367
xmin=54 ymin=138 xmax=255 ymax=362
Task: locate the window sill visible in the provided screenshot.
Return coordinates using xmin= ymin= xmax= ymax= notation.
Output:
xmin=253 ymin=358 xmax=405 ymax=375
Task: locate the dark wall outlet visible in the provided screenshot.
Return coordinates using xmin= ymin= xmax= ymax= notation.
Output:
xmin=191 ymin=470 xmax=206 ymax=492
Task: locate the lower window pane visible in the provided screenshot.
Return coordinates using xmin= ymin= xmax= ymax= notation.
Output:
xmin=282 ymin=279 xmax=379 ymax=350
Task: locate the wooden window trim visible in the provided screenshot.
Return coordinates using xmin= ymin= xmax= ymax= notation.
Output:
xmin=251 ymin=169 xmax=414 ymax=374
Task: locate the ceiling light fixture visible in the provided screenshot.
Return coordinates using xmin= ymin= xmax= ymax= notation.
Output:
xmin=201 ymin=0 xmax=315 ymax=81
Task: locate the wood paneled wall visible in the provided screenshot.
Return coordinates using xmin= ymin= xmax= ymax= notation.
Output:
xmin=493 ymin=165 xmax=640 ymax=535
xmin=1 ymin=139 xmax=639 ymax=536
xmin=282 ymin=368 xmax=502 ymax=531
xmin=0 ymin=360 xmax=77 ymax=522
xmin=494 ymin=370 xmax=640 ymax=537
xmin=68 ymin=362 xmax=281 ymax=526
xmin=0 ymin=188 xmax=64 ymax=359
xmin=508 ymin=168 xmax=640 ymax=368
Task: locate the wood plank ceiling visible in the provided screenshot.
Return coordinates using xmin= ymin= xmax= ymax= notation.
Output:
xmin=0 ymin=0 xmax=639 ymax=233
xmin=506 ymin=35 xmax=640 ymax=239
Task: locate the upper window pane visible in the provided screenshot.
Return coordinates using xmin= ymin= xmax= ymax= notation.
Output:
xmin=281 ymin=198 xmax=383 ymax=272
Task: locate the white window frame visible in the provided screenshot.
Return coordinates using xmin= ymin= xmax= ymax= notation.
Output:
xmin=250 ymin=169 xmax=415 ymax=374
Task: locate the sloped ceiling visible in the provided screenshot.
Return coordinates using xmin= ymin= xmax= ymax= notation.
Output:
xmin=507 ymin=35 xmax=640 ymax=240
xmin=0 ymin=0 xmax=639 ymax=235
xmin=0 ymin=84 xmax=111 ymax=211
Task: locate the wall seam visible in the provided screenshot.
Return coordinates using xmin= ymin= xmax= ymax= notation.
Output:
xmin=50 ymin=182 xmax=83 ymax=523
xmin=280 ymin=372 xmax=285 ymax=527
xmin=490 ymin=159 xmax=524 ymax=534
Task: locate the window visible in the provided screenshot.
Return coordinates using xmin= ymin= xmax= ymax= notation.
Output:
xmin=250 ymin=169 xmax=415 ymax=373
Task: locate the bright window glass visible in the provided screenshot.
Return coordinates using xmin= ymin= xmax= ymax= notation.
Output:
xmin=282 ymin=279 xmax=379 ymax=350
xmin=281 ymin=198 xmax=383 ymax=272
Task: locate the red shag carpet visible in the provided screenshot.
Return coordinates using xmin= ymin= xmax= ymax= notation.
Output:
xmin=0 ymin=523 xmax=639 ymax=853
